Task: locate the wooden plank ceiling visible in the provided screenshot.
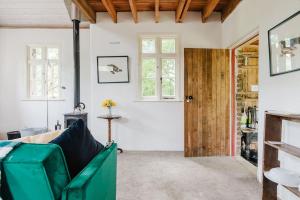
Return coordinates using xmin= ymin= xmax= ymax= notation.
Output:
xmin=72 ymin=0 xmax=240 ymax=24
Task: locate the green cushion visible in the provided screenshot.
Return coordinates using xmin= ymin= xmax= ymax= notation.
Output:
xmin=62 ymin=143 xmax=117 ymax=200
xmin=3 ymin=143 xmax=70 ymax=200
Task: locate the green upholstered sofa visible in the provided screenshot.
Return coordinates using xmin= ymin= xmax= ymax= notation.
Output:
xmin=2 ymin=142 xmax=117 ymax=200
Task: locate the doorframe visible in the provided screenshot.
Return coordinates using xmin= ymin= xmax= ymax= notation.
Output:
xmin=231 ymin=49 xmax=236 ymax=156
xmin=229 ymin=31 xmax=259 ymax=156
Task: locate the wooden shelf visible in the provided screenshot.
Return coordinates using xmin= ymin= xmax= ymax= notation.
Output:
xmin=265 ymin=111 xmax=300 ymax=122
xmin=237 ymin=91 xmax=258 ymax=95
xmin=265 ymin=141 xmax=300 ymax=159
xmin=244 ymin=98 xmax=258 ymax=101
xmin=238 ymin=65 xmax=258 ymax=69
xmin=263 ymin=174 xmax=300 ymax=198
xmin=238 ymin=51 xmax=258 ymax=54
xmin=283 ymin=186 xmax=300 ymax=198
xmin=263 ymin=111 xmax=300 ymax=200
xmin=238 ymin=55 xmax=259 ymax=58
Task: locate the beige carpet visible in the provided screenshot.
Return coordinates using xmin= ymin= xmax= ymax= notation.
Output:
xmin=117 ymin=151 xmax=261 ymax=200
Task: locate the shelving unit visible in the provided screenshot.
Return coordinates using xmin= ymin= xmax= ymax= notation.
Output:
xmin=239 ymin=65 xmax=259 ymax=70
xmin=263 ymin=111 xmax=300 ymax=200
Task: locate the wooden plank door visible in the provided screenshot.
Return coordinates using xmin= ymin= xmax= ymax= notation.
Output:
xmin=184 ymin=48 xmax=230 ymax=157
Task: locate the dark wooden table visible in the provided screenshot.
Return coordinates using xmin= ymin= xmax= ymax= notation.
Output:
xmin=97 ymin=115 xmax=123 ymax=153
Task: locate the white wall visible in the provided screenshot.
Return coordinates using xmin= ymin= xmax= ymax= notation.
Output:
xmin=258 ymin=3 xmax=300 ymax=199
xmin=221 ymin=0 xmax=259 ymax=48
xmin=89 ymin=12 xmax=223 ymax=151
xmin=222 ymin=0 xmax=300 ymax=197
xmin=0 ymin=29 xmax=90 ymax=134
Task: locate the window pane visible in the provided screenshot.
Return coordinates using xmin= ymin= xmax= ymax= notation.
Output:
xmin=142 ymin=39 xmax=156 ymax=54
xmin=30 ymin=47 xmax=42 ymax=60
xmin=142 ymin=58 xmax=156 ymax=97
xmin=47 ymin=48 xmax=59 ymax=60
xmin=162 ymin=58 xmax=176 ymax=97
xmin=47 ymin=61 xmax=60 ymax=98
xmin=30 ymin=63 xmax=44 ymax=97
xmin=161 ymin=38 xmax=176 ymax=54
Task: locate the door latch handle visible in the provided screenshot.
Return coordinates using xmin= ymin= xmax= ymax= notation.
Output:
xmin=185 ymin=96 xmax=193 ymax=103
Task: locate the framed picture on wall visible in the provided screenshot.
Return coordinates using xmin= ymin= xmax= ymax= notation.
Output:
xmin=268 ymin=11 xmax=300 ymax=76
xmin=97 ymin=56 xmax=129 ymax=83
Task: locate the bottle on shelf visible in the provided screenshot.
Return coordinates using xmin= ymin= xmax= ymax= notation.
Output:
xmin=240 ymin=107 xmax=247 ymax=129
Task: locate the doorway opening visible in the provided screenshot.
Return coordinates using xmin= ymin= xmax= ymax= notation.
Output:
xmin=232 ymin=35 xmax=259 ymax=166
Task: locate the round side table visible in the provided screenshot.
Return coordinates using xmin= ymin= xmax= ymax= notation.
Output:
xmin=97 ymin=115 xmax=123 ymax=153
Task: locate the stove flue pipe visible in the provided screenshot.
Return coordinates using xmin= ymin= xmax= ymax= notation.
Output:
xmin=71 ymin=3 xmax=81 ymax=109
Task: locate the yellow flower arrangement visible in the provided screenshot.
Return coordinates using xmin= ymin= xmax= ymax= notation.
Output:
xmin=101 ymin=99 xmax=117 ymax=108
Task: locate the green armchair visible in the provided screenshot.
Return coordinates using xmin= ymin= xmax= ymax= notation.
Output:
xmin=2 ymin=142 xmax=117 ymax=200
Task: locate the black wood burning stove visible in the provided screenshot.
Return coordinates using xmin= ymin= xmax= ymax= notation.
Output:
xmin=241 ymin=128 xmax=258 ymax=166
xmin=64 ymin=112 xmax=88 ymax=128
xmin=63 ymin=4 xmax=88 ymax=129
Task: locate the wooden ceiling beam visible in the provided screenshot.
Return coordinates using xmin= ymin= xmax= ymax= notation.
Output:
xmin=202 ymin=0 xmax=220 ymax=23
xmin=178 ymin=0 xmax=191 ymax=22
xmin=129 ymin=0 xmax=138 ymax=23
xmin=175 ymin=0 xmax=191 ymax=23
xmin=101 ymin=0 xmax=117 ymax=23
xmin=221 ymin=0 xmax=240 ymax=22
xmin=72 ymin=0 xmax=96 ymax=23
xmin=155 ymin=0 xmax=160 ymax=23
xmin=175 ymin=0 xmax=186 ymax=23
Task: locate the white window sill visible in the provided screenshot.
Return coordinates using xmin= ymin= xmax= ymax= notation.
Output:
xmin=22 ymin=98 xmax=65 ymax=102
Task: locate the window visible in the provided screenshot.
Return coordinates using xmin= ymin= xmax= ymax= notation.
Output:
xmin=27 ymin=45 xmax=61 ymax=99
xmin=139 ymin=35 xmax=179 ymax=100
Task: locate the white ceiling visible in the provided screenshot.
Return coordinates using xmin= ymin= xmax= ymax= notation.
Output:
xmin=0 ymin=0 xmax=73 ymax=27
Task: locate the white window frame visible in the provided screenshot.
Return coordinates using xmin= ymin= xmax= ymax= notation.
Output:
xmin=27 ymin=44 xmax=61 ymax=100
xmin=138 ymin=34 xmax=180 ymax=101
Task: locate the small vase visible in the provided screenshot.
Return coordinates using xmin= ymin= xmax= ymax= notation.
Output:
xmin=108 ymin=106 xmax=112 ymax=116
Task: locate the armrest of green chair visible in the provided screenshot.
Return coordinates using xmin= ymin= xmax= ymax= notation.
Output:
xmin=3 ymin=143 xmax=71 ymax=200
xmin=61 ymin=143 xmax=117 ymax=200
